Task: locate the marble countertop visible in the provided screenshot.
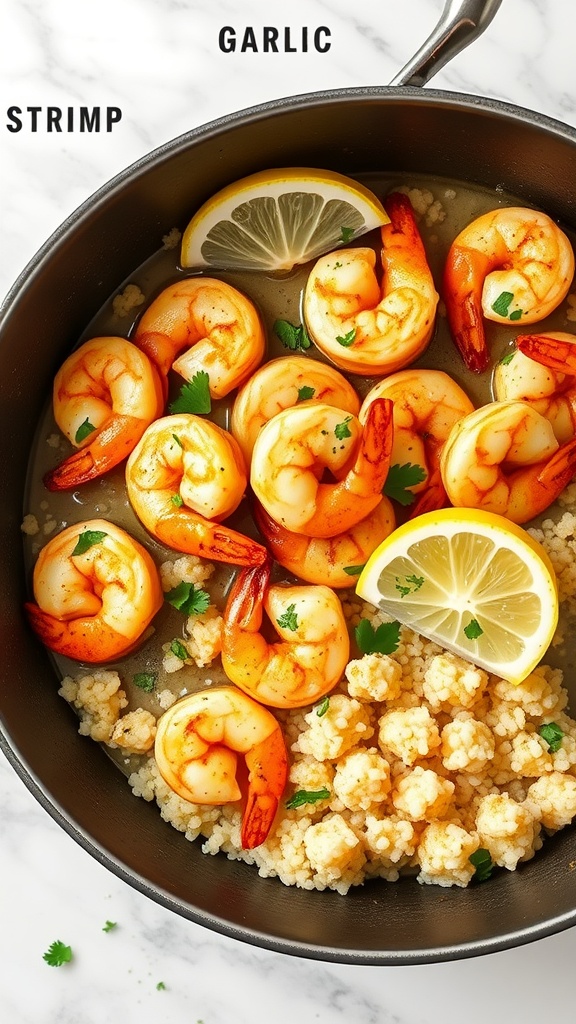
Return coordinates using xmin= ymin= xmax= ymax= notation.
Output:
xmin=2 ymin=1 xmax=576 ymax=1020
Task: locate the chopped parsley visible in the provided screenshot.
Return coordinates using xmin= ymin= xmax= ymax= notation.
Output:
xmin=75 ymin=417 xmax=96 ymax=444
xmin=169 ymin=371 xmax=212 ymax=415
xmin=539 ymin=721 xmax=565 ymax=753
xmin=464 ymin=618 xmax=484 ymax=640
xmin=170 ymin=638 xmax=189 ymax=661
xmin=316 ymin=696 xmax=330 ymax=717
xmin=336 ymin=327 xmax=356 ymax=347
xmin=297 ymin=384 xmax=316 ymax=401
xmin=156 ymin=981 xmax=167 ymax=991
xmin=102 ymin=920 xmax=117 ymax=933
xmin=171 ymin=433 xmax=183 ymax=448
xmin=277 ymin=603 xmax=298 ymax=631
xmin=343 ymin=563 xmax=366 ymax=577
xmin=133 ymin=672 xmax=156 ymax=693
xmin=274 ymin=319 xmax=311 ymax=351
xmin=340 ymin=226 xmax=355 ymax=243
xmin=355 ymin=618 xmax=401 ymax=655
xmin=334 ymin=416 xmax=353 ymax=440
xmin=43 ymin=940 xmax=73 ymax=967
xmin=165 ymin=581 xmax=210 ymax=616
xmin=499 ymin=348 xmax=516 ymax=366
xmin=491 ymin=290 xmax=523 ymax=321
xmin=71 ymin=528 xmax=108 ymax=556
xmin=171 ymin=493 xmax=184 ymax=507
xmin=469 ymin=848 xmax=494 ymax=882
xmin=395 ymin=574 xmax=425 ymax=598
xmin=286 ymin=788 xmax=331 ymax=809
xmin=383 ymin=463 xmax=427 ymax=506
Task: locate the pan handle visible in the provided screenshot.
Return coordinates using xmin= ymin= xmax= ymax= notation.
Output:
xmin=389 ymin=0 xmax=503 ymax=87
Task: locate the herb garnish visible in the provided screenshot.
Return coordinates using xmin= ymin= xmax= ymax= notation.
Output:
xmin=274 ymin=319 xmax=311 ymax=351
xmin=539 ymin=721 xmax=565 ymax=752
xmin=75 ymin=418 xmax=96 ymax=444
xmin=343 ymin=563 xmax=365 ymax=577
xmin=165 ymin=581 xmax=210 ymax=616
xmin=171 ymin=493 xmax=184 ymax=507
xmin=491 ymin=291 xmax=523 ymax=321
xmin=277 ymin=603 xmax=299 ymax=631
xmin=500 ymin=349 xmax=516 ymax=366
xmin=464 ymin=618 xmax=484 ymax=640
xmin=71 ymin=529 xmax=108 ymax=556
xmin=395 ymin=574 xmax=425 ymax=598
xmin=102 ymin=920 xmax=117 ymax=933
xmin=316 ymin=696 xmax=330 ymax=717
xmin=355 ymin=618 xmax=401 ymax=655
xmin=170 ymin=638 xmax=189 ymax=661
xmin=336 ymin=328 xmax=356 ymax=347
xmin=469 ymin=848 xmax=494 ymax=882
xmin=383 ymin=463 xmax=427 ymax=506
xmin=297 ymin=385 xmax=316 ymax=401
xmin=169 ymin=371 xmax=212 ymax=415
xmin=133 ymin=672 xmax=156 ymax=693
xmin=334 ymin=416 xmax=352 ymax=440
xmin=340 ymin=226 xmax=355 ymax=243
xmin=286 ymin=788 xmax=331 ymax=809
xmin=43 ymin=940 xmax=73 ymax=967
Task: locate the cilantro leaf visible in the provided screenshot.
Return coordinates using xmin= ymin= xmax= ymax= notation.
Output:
xmin=343 ymin=563 xmax=365 ymax=577
xmin=491 ymin=291 xmax=514 ymax=317
xmin=71 ymin=529 xmax=108 ymax=556
xmin=395 ymin=574 xmax=425 ymax=598
xmin=539 ymin=721 xmax=564 ymax=753
xmin=156 ymin=981 xmax=167 ymax=991
xmin=43 ymin=940 xmax=73 ymax=967
xmin=340 ymin=226 xmax=355 ymax=243
xmin=286 ymin=788 xmax=331 ymax=809
xmin=297 ymin=385 xmax=316 ymax=401
xmin=274 ymin=319 xmax=311 ymax=351
xmin=165 ymin=581 xmax=210 ymax=616
xmin=509 ymin=309 xmax=523 ymax=321
xmin=170 ymin=638 xmax=189 ymax=661
xmin=499 ymin=349 xmax=516 ymax=366
xmin=75 ymin=417 xmax=96 ymax=444
xmin=133 ymin=672 xmax=156 ymax=693
xmin=102 ymin=920 xmax=117 ymax=933
xmin=469 ymin=848 xmax=494 ymax=882
xmin=464 ymin=618 xmax=484 ymax=640
xmin=334 ymin=416 xmax=352 ymax=440
xmin=355 ymin=618 xmax=401 ymax=655
xmin=277 ymin=603 xmax=298 ymax=631
xmin=383 ymin=463 xmax=427 ymax=506
xmin=336 ymin=328 xmax=356 ymax=347
xmin=171 ymin=493 xmax=184 ymax=507
xmin=169 ymin=371 xmax=211 ymax=415
xmin=316 ymin=696 xmax=330 ymax=717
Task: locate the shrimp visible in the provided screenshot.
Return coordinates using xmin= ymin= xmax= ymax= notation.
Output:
xmin=439 ymin=400 xmax=576 ymax=524
xmin=125 ymin=413 xmax=266 ymax=566
xmin=253 ymin=497 xmax=395 ymax=588
xmin=250 ymin=397 xmax=393 ymax=539
xmin=443 ymin=207 xmax=575 ymax=373
xmin=302 ymin=191 xmax=439 ymax=375
xmin=154 ymin=686 xmax=288 ymax=849
xmin=359 ymin=369 xmax=475 ymax=516
xmin=493 ymin=333 xmax=576 ymax=443
xmin=131 ymin=277 xmax=265 ymax=400
xmin=24 ymin=518 xmax=163 ymax=663
xmin=230 ymin=355 xmax=360 ymax=466
xmin=43 ymin=336 xmax=164 ymax=491
xmin=221 ymin=558 xmax=350 ymax=708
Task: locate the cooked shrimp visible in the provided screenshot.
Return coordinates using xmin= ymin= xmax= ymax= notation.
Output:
xmin=250 ymin=397 xmax=393 ymax=539
xmin=303 ymin=191 xmax=439 ymax=375
xmin=44 ymin=336 xmax=164 ymax=491
xmin=221 ymin=558 xmax=350 ymax=708
xmin=230 ymin=355 xmax=360 ymax=466
xmin=154 ymin=686 xmax=288 ymax=849
xmin=24 ymin=518 xmax=163 ymax=663
xmin=439 ymin=400 xmax=576 ymax=524
xmin=131 ymin=277 xmax=265 ymax=400
xmin=253 ymin=497 xmax=395 ymax=588
xmin=443 ymin=207 xmax=575 ymax=373
xmin=359 ymin=369 xmax=474 ymax=516
xmin=125 ymin=413 xmax=266 ymax=566
xmin=493 ymin=333 xmax=576 ymax=443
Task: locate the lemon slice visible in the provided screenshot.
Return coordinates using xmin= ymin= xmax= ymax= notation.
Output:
xmin=356 ymin=508 xmax=558 ymax=684
xmin=180 ymin=167 xmax=389 ymax=272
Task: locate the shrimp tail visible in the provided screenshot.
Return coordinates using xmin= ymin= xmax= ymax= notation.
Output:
xmin=516 ymin=334 xmax=576 ymax=374
xmin=242 ymin=727 xmax=288 ymax=849
xmin=44 ymin=415 xmax=149 ymax=491
xmin=409 ymin=470 xmax=449 ymax=518
xmin=152 ymin=512 xmax=268 ymax=567
xmin=24 ymin=602 xmax=141 ymax=663
xmin=352 ymin=396 xmax=394 ymax=493
xmin=443 ymin=249 xmax=491 ymax=374
xmin=536 ymin=435 xmax=576 ymax=493
xmin=131 ymin=330 xmax=171 ymax=395
xmin=225 ymin=557 xmax=273 ymax=633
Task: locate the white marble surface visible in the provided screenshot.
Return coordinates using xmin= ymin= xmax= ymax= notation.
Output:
xmin=2 ymin=0 xmax=576 ymax=1020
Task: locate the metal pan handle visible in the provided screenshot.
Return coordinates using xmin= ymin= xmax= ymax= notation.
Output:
xmin=389 ymin=0 xmax=503 ymax=87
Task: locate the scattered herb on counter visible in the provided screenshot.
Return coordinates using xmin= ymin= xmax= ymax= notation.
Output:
xmin=133 ymin=672 xmax=156 ymax=693
xmin=539 ymin=721 xmax=565 ymax=752
xmin=165 ymin=581 xmax=210 ymax=616
xmin=102 ymin=920 xmax=117 ymax=933
xmin=170 ymin=639 xmax=189 ymax=661
xmin=156 ymin=981 xmax=166 ymax=991
xmin=355 ymin=618 xmax=401 ymax=655
xmin=469 ymin=848 xmax=494 ymax=882
xmin=277 ymin=603 xmax=299 ymax=631
xmin=43 ymin=940 xmax=73 ymax=967
xmin=336 ymin=327 xmax=356 ymax=347
xmin=383 ymin=462 xmax=427 ymax=506
xmin=297 ymin=385 xmax=315 ymax=401
xmin=395 ymin=574 xmax=425 ymax=598
xmin=343 ymin=563 xmax=365 ymax=577
xmin=316 ymin=696 xmax=330 ymax=717
xmin=169 ymin=371 xmax=212 ymax=415
xmin=340 ymin=226 xmax=355 ymax=243
xmin=464 ymin=618 xmax=484 ymax=640
xmin=71 ymin=529 xmax=108 ymax=556
xmin=286 ymin=788 xmax=331 ymax=809
xmin=75 ymin=417 xmax=96 ymax=444
xmin=274 ymin=319 xmax=311 ymax=351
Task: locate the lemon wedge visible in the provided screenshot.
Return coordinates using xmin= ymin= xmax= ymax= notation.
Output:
xmin=180 ymin=167 xmax=390 ymax=272
xmin=356 ymin=508 xmax=559 ymax=684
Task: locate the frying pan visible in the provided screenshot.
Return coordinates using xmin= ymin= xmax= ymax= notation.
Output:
xmin=2 ymin=0 xmax=576 ymax=964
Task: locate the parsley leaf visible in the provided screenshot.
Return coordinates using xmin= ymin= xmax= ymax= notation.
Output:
xmin=133 ymin=671 xmax=156 ymax=693
xmin=395 ymin=574 xmax=425 ymax=598
xmin=336 ymin=328 xmax=356 ymax=347
xmin=539 ymin=721 xmax=565 ymax=753
xmin=464 ymin=618 xmax=484 ymax=640
xmin=43 ymin=940 xmax=73 ymax=967
xmin=171 ymin=493 xmax=184 ymax=507
xmin=277 ymin=603 xmax=298 ymax=631
xmin=383 ymin=463 xmax=427 ymax=506
xmin=165 ymin=581 xmax=210 ymax=616
xmin=169 ymin=371 xmax=212 ymax=415
xmin=500 ymin=349 xmax=516 ymax=366
xmin=355 ymin=618 xmax=401 ymax=655
xmin=297 ymin=384 xmax=316 ymax=401
xmin=469 ymin=848 xmax=494 ymax=882
xmin=274 ymin=319 xmax=311 ymax=351
xmin=334 ymin=416 xmax=352 ymax=440
xmin=316 ymin=696 xmax=330 ymax=717
xmin=71 ymin=529 xmax=108 ymax=556
xmin=171 ymin=433 xmax=183 ymax=448
xmin=340 ymin=226 xmax=355 ymax=243
xmin=286 ymin=788 xmax=331 ymax=809
xmin=156 ymin=981 xmax=167 ymax=991
xmin=491 ymin=291 xmax=514 ymax=317
xmin=343 ymin=563 xmax=365 ymax=577
xmin=102 ymin=920 xmax=117 ymax=933
xmin=170 ymin=638 xmax=189 ymax=661
xmin=75 ymin=417 xmax=96 ymax=444
xmin=509 ymin=309 xmax=523 ymax=321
